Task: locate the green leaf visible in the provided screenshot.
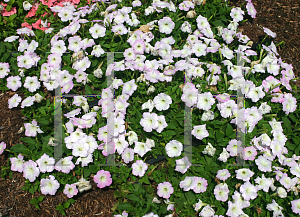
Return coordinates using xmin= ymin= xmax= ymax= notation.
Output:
xmin=282 ymin=117 xmax=292 ymax=133
xmin=30 ymin=198 xmax=38 ymax=204
xmin=174 ymin=198 xmax=185 ymax=210
xmin=85 ymin=85 xmax=93 ymax=94
xmin=10 ymin=143 xmax=30 ymax=155
xmin=226 ymin=124 xmax=234 ymax=137
xmin=56 ymin=204 xmax=64 ymax=211
xmin=171 ymin=177 xmax=179 ymax=187
xmin=84 ymin=167 xmax=92 ymax=178
xmin=125 ymin=194 xmax=141 ymax=204
xmin=8 ymin=14 xmax=17 ymax=22
xmin=63 ymin=54 xmax=71 ymax=65
xmin=165 ymin=130 xmax=177 ymax=137
xmin=37 ymin=196 xmax=44 ymax=202
xmin=37 ymin=118 xmax=49 ymax=125
xmin=289 ymin=114 xmax=297 ymax=123
xmin=216 ymin=130 xmax=225 ymax=142
xmin=20 ymin=137 xmax=36 ymax=144
xmin=292 ymin=137 xmax=300 ymax=147
xmin=64 ymin=201 xmax=71 ymax=209
xmin=286 ymin=141 xmax=296 ymax=151
xmin=29 ymin=186 xmax=35 ymax=194
xmin=140 ymin=175 xmax=150 ymax=184
xmin=212 ymin=20 xmax=224 ymax=27
xmin=117 ymin=202 xmax=134 ymax=212
xmin=295 ymin=145 xmax=300 ymax=156
xmin=184 ymin=191 xmax=195 ymax=203
xmin=6 ymin=5 xmax=12 ymax=12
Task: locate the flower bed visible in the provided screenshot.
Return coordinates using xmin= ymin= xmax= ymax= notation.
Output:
xmin=1 ymin=0 xmax=300 ymax=216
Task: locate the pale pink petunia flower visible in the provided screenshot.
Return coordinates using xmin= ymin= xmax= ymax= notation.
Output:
xmin=63 ymin=183 xmax=78 ymax=198
xmin=94 ymin=170 xmax=113 ymax=188
xmin=157 ymin=181 xmax=174 ymax=199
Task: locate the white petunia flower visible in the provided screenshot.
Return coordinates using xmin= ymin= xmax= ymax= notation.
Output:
xmin=196 ymin=92 xmax=215 ymax=111
xmin=153 ymin=93 xmax=172 ymax=111
xmin=134 ymin=141 xmax=151 ymax=157
xmin=165 ymin=140 xmax=183 ymax=158
xmin=192 ymin=124 xmax=209 ymax=140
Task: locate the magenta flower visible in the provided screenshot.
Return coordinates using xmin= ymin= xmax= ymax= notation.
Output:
xmin=94 ymin=170 xmax=113 ymax=188
xmin=157 ymin=181 xmax=174 ymax=199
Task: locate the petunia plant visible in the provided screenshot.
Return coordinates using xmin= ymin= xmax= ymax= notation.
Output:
xmin=0 ymin=0 xmax=300 ymax=216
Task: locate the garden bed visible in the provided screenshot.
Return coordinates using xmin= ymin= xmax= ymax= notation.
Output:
xmin=0 ymin=0 xmax=300 ymax=216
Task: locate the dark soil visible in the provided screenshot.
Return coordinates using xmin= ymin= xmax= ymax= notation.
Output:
xmin=1 ymin=0 xmax=300 ymax=216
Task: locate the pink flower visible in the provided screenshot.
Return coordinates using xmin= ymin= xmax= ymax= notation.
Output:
xmin=63 ymin=183 xmax=78 ymax=198
xmin=26 ymin=3 xmax=39 ymax=18
xmin=41 ymin=0 xmax=56 ymax=8
xmin=192 ymin=177 xmax=208 ymax=193
xmin=263 ymin=27 xmax=276 ymax=38
xmin=0 ymin=3 xmax=17 ymax=17
xmin=21 ymin=22 xmax=32 ymax=29
xmin=132 ymin=40 xmax=145 ymax=54
xmin=94 ymin=170 xmax=112 ymax=188
xmin=282 ymin=93 xmax=297 ymax=115
xmin=61 ymin=80 xmax=74 ymax=93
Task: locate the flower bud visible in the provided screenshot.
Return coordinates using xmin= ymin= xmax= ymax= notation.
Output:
xmin=194 ymin=0 xmax=206 ymax=5
xmin=48 ymin=137 xmax=56 ymax=146
xmin=23 ymin=1 xmax=32 ymax=11
xmin=17 ymin=126 xmax=24 ymax=134
xmin=186 ymin=10 xmax=196 ymax=18
xmin=277 ymin=187 xmax=287 ymax=198
xmin=152 ymin=197 xmax=161 ymax=203
xmin=34 ymin=93 xmax=44 ymax=103
xmin=82 ymin=101 xmax=89 ymax=113
xmin=93 ymin=68 xmax=103 ymax=78
xmin=147 ymin=85 xmax=155 ymax=95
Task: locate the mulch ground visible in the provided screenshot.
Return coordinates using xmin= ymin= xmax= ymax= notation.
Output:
xmin=1 ymin=0 xmax=300 ymax=216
